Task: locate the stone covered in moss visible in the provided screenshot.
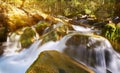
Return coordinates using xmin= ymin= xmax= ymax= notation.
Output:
xmin=26 ymin=50 xmax=94 ymax=73
xmin=41 ymin=23 xmax=68 ymax=44
xmin=20 ymin=27 xmax=36 ymax=48
xmin=35 ymin=21 xmax=50 ymax=36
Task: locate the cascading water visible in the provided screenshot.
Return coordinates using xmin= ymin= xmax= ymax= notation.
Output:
xmin=0 ymin=25 xmax=120 ymax=73
xmin=56 ymin=32 xmax=120 ymax=73
xmin=2 ymin=33 xmax=21 ymax=56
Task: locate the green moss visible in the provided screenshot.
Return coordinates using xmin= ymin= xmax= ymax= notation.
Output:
xmin=115 ymin=23 xmax=120 ymax=39
xmin=42 ymin=31 xmax=58 ymax=44
xmin=41 ymin=23 xmax=68 ymax=44
xmin=35 ymin=21 xmax=50 ymax=36
xmin=20 ymin=27 xmax=36 ymax=48
xmin=26 ymin=50 xmax=94 ymax=73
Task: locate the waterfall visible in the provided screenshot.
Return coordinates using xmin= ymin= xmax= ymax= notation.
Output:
xmin=57 ymin=32 xmax=120 ymax=73
xmin=0 ymin=25 xmax=120 ymax=73
xmin=2 ymin=33 xmax=21 ymax=56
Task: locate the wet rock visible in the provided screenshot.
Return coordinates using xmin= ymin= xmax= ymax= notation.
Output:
xmin=41 ymin=22 xmax=68 ymax=44
xmin=26 ymin=50 xmax=94 ymax=73
xmin=64 ymin=34 xmax=102 ymax=67
xmin=20 ymin=27 xmax=36 ymax=48
xmin=106 ymin=69 xmax=112 ymax=73
xmin=69 ymin=15 xmax=97 ymax=28
xmin=93 ymin=22 xmax=106 ymax=29
xmin=0 ymin=48 xmax=4 ymax=56
xmin=35 ymin=21 xmax=50 ymax=36
xmin=0 ymin=27 xmax=7 ymax=42
xmin=111 ymin=16 xmax=120 ymax=24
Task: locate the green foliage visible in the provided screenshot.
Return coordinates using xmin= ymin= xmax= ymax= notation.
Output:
xmin=102 ymin=23 xmax=120 ymax=52
xmin=1 ymin=0 xmax=116 ymax=21
xmin=104 ymin=23 xmax=116 ymax=40
xmin=33 ymin=0 xmax=115 ymax=21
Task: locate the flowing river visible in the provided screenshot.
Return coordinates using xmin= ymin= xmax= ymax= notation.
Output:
xmin=0 ymin=25 xmax=120 ymax=73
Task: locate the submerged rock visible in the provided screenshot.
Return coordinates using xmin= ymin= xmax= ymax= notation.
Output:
xmin=26 ymin=50 xmax=94 ymax=73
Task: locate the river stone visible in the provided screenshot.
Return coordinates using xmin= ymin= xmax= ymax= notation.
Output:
xmin=26 ymin=50 xmax=94 ymax=73
xmin=41 ymin=22 xmax=69 ymax=44
xmin=35 ymin=21 xmax=50 ymax=36
xmin=20 ymin=27 xmax=36 ymax=48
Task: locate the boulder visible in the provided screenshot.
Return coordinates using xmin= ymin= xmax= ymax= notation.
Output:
xmin=35 ymin=21 xmax=50 ymax=36
xmin=64 ymin=34 xmax=102 ymax=67
xmin=41 ymin=22 xmax=69 ymax=44
xmin=26 ymin=50 xmax=94 ymax=73
xmin=20 ymin=27 xmax=36 ymax=48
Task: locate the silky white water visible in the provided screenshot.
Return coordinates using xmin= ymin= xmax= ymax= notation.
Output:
xmin=0 ymin=25 xmax=120 ymax=73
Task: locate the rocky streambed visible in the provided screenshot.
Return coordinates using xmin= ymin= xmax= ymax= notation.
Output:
xmin=0 ymin=1 xmax=120 ymax=73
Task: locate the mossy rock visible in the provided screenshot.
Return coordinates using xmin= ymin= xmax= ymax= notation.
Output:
xmin=20 ymin=27 xmax=36 ymax=48
xmin=26 ymin=50 xmax=94 ymax=73
xmin=41 ymin=23 xmax=68 ymax=44
xmin=35 ymin=21 xmax=50 ymax=36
